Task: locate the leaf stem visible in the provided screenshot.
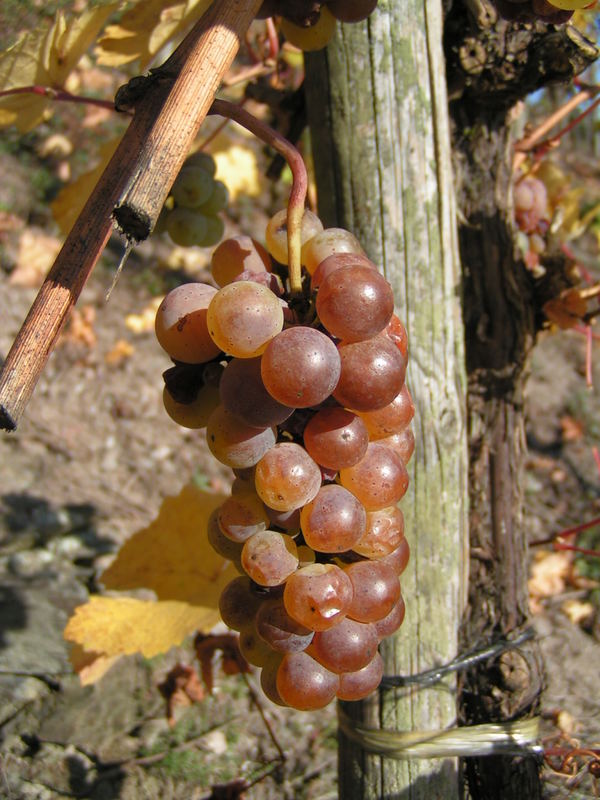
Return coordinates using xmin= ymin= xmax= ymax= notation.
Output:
xmin=209 ymin=98 xmax=307 ymax=293
xmin=0 ymin=85 xmax=118 ymax=111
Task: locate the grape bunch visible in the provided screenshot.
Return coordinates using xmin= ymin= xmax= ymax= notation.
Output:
xmin=492 ymin=0 xmax=595 ymax=23
xmin=156 ymin=151 xmax=229 ymax=249
xmin=155 ymin=212 xmax=413 ymax=710
xmin=258 ymin=0 xmax=379 ymax=51
xmin=513 ymin=174 xmax=550 ymax=273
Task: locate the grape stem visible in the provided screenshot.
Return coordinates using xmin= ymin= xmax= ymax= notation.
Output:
xmin=209 ymin=98 xmax=307 ymax=293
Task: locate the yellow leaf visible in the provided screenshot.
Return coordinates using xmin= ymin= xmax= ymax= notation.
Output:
xmin=51 ymin=135 xmax=123 ymax=235
xmin=0 ymin=4 xmax=118 ymax=131
xmin=100 ymin=484 xmax=234 ymax=607
xmin=96 ymin=0 xmax=213 ymax=68
xmin=69 ymin=642 xmax=121 ymax=686
xmin=214 ymin=144 xmax=262 ymax=200
xmin=65 ymin=596 xmax=223 ymax=659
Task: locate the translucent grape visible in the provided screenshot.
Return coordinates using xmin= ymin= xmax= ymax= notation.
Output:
xmin=261 ymin=327 xmax=341 ymax=408
xmin=283 ymin=563 xmax=353 ymax=631
xmin=276 ymin=651 xmax=339 ymax=710
xmin=373 ymin=596 xmax=406 ymax=639
xmin=162 ymin=383 xmax=220 ymax=429
xmin=337 ymin=652 xmax=384 ymax=701
xmin=254 ymin=442 xmax=322 ymax=511
xmin=265 ymin=208 xmax=323 ymax=264
xmin=353 ymin=505 xmax=405 ymax=559
xmin=220 ymin=357 xmax=294 ymax=428
xmin=211 ymin=235 xmax=271 ymax=287
xmin=217 ymin=491 xmax=269 ymax=543
xmin=316 ymin=265 xmax=394 ymax=342
xmin=303 ymin=406 xmax=369 ymax=470
xmin=385 ymin=313 xmax=409 ymax=359
xmin=260 ymin=656 xmax=286 ymax=705
xmin=379 ymin=427 xmax=415 ymax=464
xmin=218 ymin=575 xmax=264 ymax=630
xmin=339 ymin=442 xmax=409 ymax=511
xmin=333 ymin=335 xmax=406 ymax=412
xmin=206 ymin=405 xmax=276 ymax=469
xmin=155 ymin=283 xmax=220 ymax=364
xmin=196 ymin=214 xmax=224 ymax=247
xmin=241 ymin=530 xmax=299 ymax=586
xmin=308 ymin=617 xmax=379 ymax=673
xmin=300 ymin=484 xmax=366 ymax=553
xmin=239 ymin=625 xmax=275 ymax=667
xmin=207 ymin=281 xmax=283 ymax=358
xmin=255 ymin=597 xmax=314 ymax=653
xmin=171 ymin=165 xmax=214 ymax=208
xmin=357 ymin=384 xmax=415 ymax=440
xmin=380 ymin=537 xmax=410 ymax=575
xmin=302 ymin=228 xmax=364 ymax=275
xmin=344 ymin=560 xmax=401 ymax=623
xmin=207 ymin=509 xmax=244 ymax=564
xmin=166 ymin=206 xmax=208 ymax=247
xmin=311 ymin=252 xmax=376 ymax=291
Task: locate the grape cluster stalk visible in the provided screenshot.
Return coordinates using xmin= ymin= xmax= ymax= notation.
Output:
xmin=155 ymin=209 xmax=413 ymax=710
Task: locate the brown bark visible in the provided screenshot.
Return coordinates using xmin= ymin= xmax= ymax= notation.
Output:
xmin=445 ymin=3 xmax=597 ymax=797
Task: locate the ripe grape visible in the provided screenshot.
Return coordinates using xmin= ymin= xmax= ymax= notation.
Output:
xmin=303 ymin=406 xmax=369 ymax=470
xmin=239 ymin=625 xmax=276 ymax=667
xmin=265 ymin=504 xmax=301 ymax=533
xmin=385 ymin=314 xmax=409 ymax=359
xmin=302 ymin=228 xmax=364 ymax=275
xmin=339 ymin=442 xmax=409 ymax=511
xmin=207 ymin=281 xmax=284 ymax=358
xmin=279 ymin=7 xmax=338 ymax=52
xmin=265 ymin=208 xmax=323 ymax=264
xmin=220 ymin=357 xmax=294 ymax=428
xmin=300 ymin=484 xmax=366 ymax=553
xmin=217 ymin=491 xmax=270 ymax=543
xmin=337 ymin=652 xmax=384 ymax=701
xmin=373 ymin=596 xmax=406 ymax=639
xmin=276 ymin=651 xmax=339 ymax=710
xmin=311 ymin=252 xmax=376 ymax=291
xmin=218 ymin=575 xmax=264 ymax=630
xmin=207 ymin=509 xmax=244 ymax=564
xmin=344 ymin=560 xmax=401 ymax=623
xmin=211 ymin=235 xmax=271 ymax=287
xmin=155 ymin=283 xmax=221 ymax=364
xmin=206 ymin=405 xmax=277 ymax=469
xmin=308 ymin=617 xmax=379 ymax=673
xmin=255 ymin=597 xmax=315 ymax=653
xmin=357 ymin=384 xmax=415 ymax=440
xmin=241 ymin=530 xmax=299 ymax=586
xmin=261 ymin=327 xmax=341 ymax=408
xmin=284 ymin=563 xmax=353 ymax=631
xmin=327 ymin=0 xmax=379 ymax=22
xmin=333 ymin=335 xmax=406 ymax=412
xmin=379 ymin=427 xmax=415 ymax=464
xmin=354 ymin=505 xmax=405 ymax=559
xmin=162 ymin=383 xmax=220 ymax=429
xmin=379 ymin=537 xmax=410 ymax=576
xmin=260 ymin=656 xmax=286 ymax=705
xmin=254 ymin=442 xmax=322 ymax=511
xmin=316 ymin=265 xmax=394 ymax=342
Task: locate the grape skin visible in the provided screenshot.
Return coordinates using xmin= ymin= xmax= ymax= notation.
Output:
xmin=155 ymin=283 xmax=221 ymax=364
xmin=206 ymin=405 xmax=277 ymax=469
xmin=337 ymin=652 xmax=384 ymax=701
xmin=284 ymin=563 xmax=353 ymax=631
xmin=276 ymin=651 xmax=339 ymax=710
xmin=254 ymin=441 xmax=322 ymax=511
xmin=300 ymin=484 xmax=367 ymax=553
xmin=339 ymin=441 xmax=409 ymax=511
xmin=333 ymin=334 xmax=406 ymax=412
xmin=265 ymin=208 xmax=323 ymax=264
xmin=303 ymin=406 xmax=369 ymax=470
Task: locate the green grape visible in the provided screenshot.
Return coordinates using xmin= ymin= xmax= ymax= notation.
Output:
xmin=196 ymin=214 xmax=225 ymax=247
xmin=197 ymin=181 xmax=229 ymax=215
xmin=183 ymin=150 xmax=217 ymax=176
xmin=171 ymin=165 xmax=215 ymax=208
xmin=166 ymin=207 xmax=208 ymax=247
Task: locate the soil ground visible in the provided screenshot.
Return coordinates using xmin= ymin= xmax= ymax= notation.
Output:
xmin=1 ymin=119 xmax=600 ymax=800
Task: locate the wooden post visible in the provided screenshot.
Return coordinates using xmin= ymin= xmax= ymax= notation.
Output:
xmin=305 ymin=1 xmax=468 ymax=797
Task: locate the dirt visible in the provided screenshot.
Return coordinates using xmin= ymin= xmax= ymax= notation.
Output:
xmin=1 ymin=154 xmax=600 ymax=800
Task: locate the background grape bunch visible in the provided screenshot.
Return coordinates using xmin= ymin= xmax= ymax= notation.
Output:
xmin=493 ymin=0 xmax=595 ymax=23
xmin=154 ymin=208 xmax=413 ymax=710
xmin=155 ymin=151 xmax=229 ymax=249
